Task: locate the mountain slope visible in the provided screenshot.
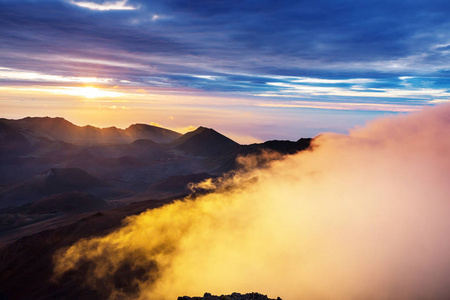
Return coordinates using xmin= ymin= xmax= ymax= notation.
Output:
xmin=28 ymin=191 xmax=108 ymax=214
xmin=172 ymin=126 xmax=240 ymax=156
xmin=0 ymin=121 xmax=33 ymax=156
xmin=125 ymin=124 xmax=181 ymax=143
xmin=0 ymin=168 xmax=125 ymax=208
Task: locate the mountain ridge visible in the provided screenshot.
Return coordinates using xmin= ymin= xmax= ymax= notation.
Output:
xmin=0 ymin=117 xmax=182 ymax=144
xmin=0 ymin=116 xmax=313 ymax=300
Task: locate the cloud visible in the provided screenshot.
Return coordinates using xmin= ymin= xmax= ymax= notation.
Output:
xmin=1 ymin=0 xmax=450 ymax=107
xmin=0 ymin=86 xmax=127 ymax=99
xmin=429 ymin=99 xmax=450 ymax=104
xmin=69 ymin=0 xmax=138 ymax=11
xmin=1 ymin=0 xmax=450 ymax=140
xmin=257 ymin=100 xmax=421 ymax=112
xmin=149 ymin=122 xmax=162 ymax=127
xmin=0 ymin=67 xmax=113 ymax=84
xmin=177 ymin=125 xmax=197 ymax=133
xmin=54 ymin=103 xmax=450 ymax=299
xmin=290 ymin=77 xmax=375 ymax=84
xmin=264 ymin=81 xmax=450 ymax=100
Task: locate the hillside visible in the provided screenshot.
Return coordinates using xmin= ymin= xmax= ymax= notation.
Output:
xmin=28 ymin=191 xmax=108 ymax=214
xmin=0 ymin=168 xmax=123 ymax=208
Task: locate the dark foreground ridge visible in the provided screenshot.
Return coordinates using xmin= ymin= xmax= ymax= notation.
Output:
xmin=178 ymin=292 xmax=282 ymax=300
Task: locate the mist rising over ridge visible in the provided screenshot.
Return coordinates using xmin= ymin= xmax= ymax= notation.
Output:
xmin=0 ymin=113 xmax=315 ymax=299
xmin=51 ymin=103 xmax=450 ymax=300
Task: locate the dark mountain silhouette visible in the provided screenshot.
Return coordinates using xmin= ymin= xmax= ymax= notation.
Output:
xmin=172 ymin=126 xmax=240 ymax=156
xmin=171 ymin=127 xmax=311 ymax=172
xmin=0 ymin=168 xmax=124 ymax=208
xmin=179 ymin=292 xmax=281 ymax=300
xmin=253 ymin=138 xmax=312 ymax=154
xmin=0 ymin=117 xmax=181 ymax=144
xmin=201 ymin=138 xmax=313 ymax=173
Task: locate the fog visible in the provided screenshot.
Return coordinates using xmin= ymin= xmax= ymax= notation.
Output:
xmin=54 ymin=104 xmax=450 ymax=299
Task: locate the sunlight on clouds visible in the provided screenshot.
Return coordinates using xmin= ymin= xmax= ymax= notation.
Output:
xmin=150 ymin=122 xmax=162 ymax=127
xmin=1 ymin=86 xmax=126 ymax=99
xmin=108 ymin=105 xmax=130 ymax=110
xmin=0 ymin=67 xmax=113 ymax=84
xmin=429 ymin=99 xmax=450 ymax=104
xmin=176 ymin=125 xmax=198 ymax=133
xmin=52 ymin=86 xmax=124 ymax=98
xmin=60 ymin=57 xmax=150 ymax=71
xmin=191 ymin=75 xmax=218 ymax=81
xmin=69 ymin=0 xmax=138 ymax=11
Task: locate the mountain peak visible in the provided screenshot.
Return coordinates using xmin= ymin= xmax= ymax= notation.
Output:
xmin=172 ymin=126 xmax=239 ymax=156
xmin=192 ymin=126 xmax=218 ymax=134
xmin=196 ymin=126 xmax=210 ymax=130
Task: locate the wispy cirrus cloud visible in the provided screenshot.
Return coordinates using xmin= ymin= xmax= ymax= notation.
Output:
xmin=258 ymin=101 xmax=421 ymax=113
xmin=261 ymin=81 xmax=450 ymax=100
xmin=69 ymin=0 xmax=138 ymax=11
xmin=0 ymin=67 xmax=113 ymax=84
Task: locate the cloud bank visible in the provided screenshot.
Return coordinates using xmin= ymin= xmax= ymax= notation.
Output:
xmin=54 ymin=103 xmax=450 ymax=299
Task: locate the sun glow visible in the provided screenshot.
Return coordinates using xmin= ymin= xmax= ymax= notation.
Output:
xmin=9 ymin=86 xmax=125 ymax=99
xmin=0 ymin=67 xmax=113 ymax=84
xmin=52 ymin=86 xmax=123 ymax=98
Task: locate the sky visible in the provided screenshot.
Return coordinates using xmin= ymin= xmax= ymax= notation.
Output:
xmin=1 ymin=0 xmax=450 ymax=142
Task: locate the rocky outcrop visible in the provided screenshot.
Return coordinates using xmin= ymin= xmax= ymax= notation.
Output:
xmin=178 ymin=292 xmax=282 ymax=300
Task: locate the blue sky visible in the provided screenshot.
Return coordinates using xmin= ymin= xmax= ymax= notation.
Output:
xmin=1 ymin=0 xmax=450 ymax=142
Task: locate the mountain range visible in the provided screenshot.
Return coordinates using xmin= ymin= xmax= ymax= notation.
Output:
xmin=0 ymin=116 xmax=311 ymax=299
